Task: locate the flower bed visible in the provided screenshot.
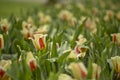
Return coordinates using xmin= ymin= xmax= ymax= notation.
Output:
xmin=0 ymin=0 xmax=120 ymax=80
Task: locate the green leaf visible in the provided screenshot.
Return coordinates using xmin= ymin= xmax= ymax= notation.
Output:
xmin=70 ymin=18 xmax=87 ymax=48
xmin=51 ymin=37 xmax=57 ymax=58
xmin=57 ymin=50 xmax=70 ymax=64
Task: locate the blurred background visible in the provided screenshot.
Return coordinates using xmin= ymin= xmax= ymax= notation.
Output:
xmin=0 ymin=0 xmax=119 ymax=17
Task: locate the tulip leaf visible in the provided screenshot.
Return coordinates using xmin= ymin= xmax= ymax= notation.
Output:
xmin=57 ymin=50 xmax=70 ymax=65
xmin=70 ymin=18 xmax=87 ymax=48
xmin=51 ymin=37 xmax=58 ymax=58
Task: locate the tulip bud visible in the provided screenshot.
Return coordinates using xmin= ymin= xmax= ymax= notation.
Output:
xmin=0 ymin=19 xmax=10 ymax=32
xmin=26 ymin=52 xmax=36 ymax=71
xmin=68 ymin=62 xmax=87 ymax=79
xmin=0 ymin=34 xmax=4 ymax=49
xmin=30 ymin=34 xmax=47 ymax=50
xmin=92 ymin=63 xmax=101 ymax=80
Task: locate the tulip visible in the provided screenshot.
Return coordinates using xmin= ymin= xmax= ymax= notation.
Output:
xmin=38 ymin=12 xmax=51 ymax=24
xmin=104 ymin=10 xmax=114 ymax=21
xmin=58 ymin=74 xmax=74 ymax=80
xmin=92 ymin=63 xmax=101 ymax=80
xmin=27 ymin=17 xmax=34 ymax=26
xmin=76 ymin=34 xmax=87 ymax=45
xmin=0 ymin=60 xmax=11 ymax=79
xmin=85 ymin=18 xmax=97 ymax=33
xmin=30 ymin=34 xmax=47 ymax=50
xmin=35 ymin=25 xmax=49 ymax=34
xmin=0 ymin=68 xmax=5 ymax=78
xmin=26 ymin=52 xmax=36 ymax=71
xmin=75 ymin=45 xmax=88 ymax=58
xmin=21 ymin=20 xmax=36 ymax=39
xmin=111 ymin=56 xmax=120 ymax=73
xmin=0 ymin=19 xmax=10 ymax=32
xmin=0 ymin=34 xmax=4 ymax=49
xmin=68 ymin=62 xmax=87 ymax=79
xmin=58 ymin=10 xmax=73 ymax=21
xmin=21 ymin=28 xmax=33 ymax=39
xmin=111 ymin=33 xmax=120 ymax=46
xmin=69 ymin=17 xmax=77 ymax=27
xmin=67 ymin=50 xmax=77 ymax=59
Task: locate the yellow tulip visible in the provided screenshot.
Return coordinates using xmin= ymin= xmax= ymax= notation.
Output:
xmin=111 ymin=56 xmax=120 ymax=73
xmin=30 ymin=34 xmax=47 ymax=50
xmin=92 ymin=63 xmax=101 ymax=80
xmin=0 ymin=60 xmax=11 ymax=79
xmin=0 ymin=19 xmax=10 ymax=32
xmin=58 ymin=74 xmax=74 ymax=80
xmin=0 ymin=34 xmax=4 ymax=49
xmin=75 ymin=45 xmax=88 ymax=58
xmin=58 ymin=10 xmax=73 ymax=21
xmin=67 ymin=50 xmax=77 ymax=59
xmin=111 ymin=33 xmax=120 ymax=46
xmin=76 ymin=34 xmax=87 ymax=45
xmin=26 ymin=52 xmax=36 ymax=71
xmin=68 ymin=62 xmax=87 ymax=80
xmin=85 ymin=18 xmax=97 ymax=33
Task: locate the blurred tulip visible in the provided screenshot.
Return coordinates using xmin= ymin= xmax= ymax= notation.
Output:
xmin=38 ymin=12 xmax=51 ymax=24
xmin=68 ymin=62 xmax=87 ymax=79
xmin=0 ymin=60 xmax=11 ymax=79
xmin=111 ymin=56 xmax=120 ymax=73
xmin=58 ymin=74 xmax=74 ymax=80
xmin=67 ymin=50 xmax=77 ymax=59
xmin=58 ymin=10 xmax=73 ymax=21
xmin=92 ymin=63 xmax=101 ymax=80
xmin=0 ymin=68 xmax=5 ymax=78
xmin=27 ymin=17 xmax=34 ymax=26
xmin=85 ymin=18 xmax=97 ymax=33
xmin=30 ymin=34 xmax=47 ymax=50
xmin=0 ymin=34 xmax=4 ymax=49
xmin=69 ymin=17 xmax=77 ymax=27
xmin=21 ymin=20 xmax=36 ymax=39
xmin=111 ymin=33 xmax=120 ymax=46
xmin=35 ymin=25 xmax=49 ymax=34
xmin=104 ymin=10 xmax=114 ymax=21
xmin=26 ymin=52 xmax=36 ymax=71
xmin=76 ymin=34 xmax=87 ymax=45
xmin=75 ymin=45 xmax=88 ymax=58
xmin=0 ymin=19 xmax=10 ymax=32
xmin=21 ymin=28 xmax=33 ymax=39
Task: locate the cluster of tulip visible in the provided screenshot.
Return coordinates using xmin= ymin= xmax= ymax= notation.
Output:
xmin=0 ymin=0 xmax=120 ymax=80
